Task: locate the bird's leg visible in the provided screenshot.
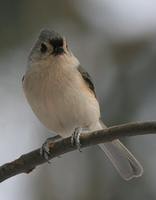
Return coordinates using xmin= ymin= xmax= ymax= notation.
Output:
xmin=40 ymin=135 xmax=61 ymax=162
xmin=71 ymin=127 xmax=82 ymax=152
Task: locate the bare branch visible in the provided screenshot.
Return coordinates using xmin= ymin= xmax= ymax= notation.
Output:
xmin=0 ymin=121 xmax=156 ymax=183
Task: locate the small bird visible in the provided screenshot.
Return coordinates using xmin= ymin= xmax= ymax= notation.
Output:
xmin=22 ymin=29 xmax=143 ymax=180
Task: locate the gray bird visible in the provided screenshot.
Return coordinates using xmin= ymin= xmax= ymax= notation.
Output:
xmin=22 ymin=29 xmax=143 ymax=180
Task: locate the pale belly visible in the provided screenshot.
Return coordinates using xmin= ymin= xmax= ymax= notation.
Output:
xmin=23 ymin=69 xmax=100 ymax=137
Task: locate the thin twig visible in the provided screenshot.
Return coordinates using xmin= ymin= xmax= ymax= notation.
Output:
xmin=0 ymin=121 xmax=156 ymax=183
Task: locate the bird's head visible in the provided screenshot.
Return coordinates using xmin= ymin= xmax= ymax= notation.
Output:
xmin=28 ymin=29 xmax=75 ymax=67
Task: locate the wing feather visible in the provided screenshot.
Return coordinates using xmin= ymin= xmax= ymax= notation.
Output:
xmin=77 ymin=65 xmax=96 ymax=97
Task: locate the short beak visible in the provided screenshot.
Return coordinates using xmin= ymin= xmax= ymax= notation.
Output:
xmin=52 ymin=47 xmax=65 ymax=56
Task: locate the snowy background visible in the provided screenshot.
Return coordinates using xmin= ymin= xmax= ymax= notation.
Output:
xmin=1 ymin=0 xmax=156 ymax=199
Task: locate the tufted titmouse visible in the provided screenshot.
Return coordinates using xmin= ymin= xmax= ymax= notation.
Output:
xmin=22 ymin=29 xmax=143 ymax=180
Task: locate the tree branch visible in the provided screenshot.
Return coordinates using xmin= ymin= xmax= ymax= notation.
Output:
xmin=0 ymin=121 xmax=156 ymax=183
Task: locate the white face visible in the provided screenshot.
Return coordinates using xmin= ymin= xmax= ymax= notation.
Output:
xmin=28 ymin=30 xmax=71 ymax=65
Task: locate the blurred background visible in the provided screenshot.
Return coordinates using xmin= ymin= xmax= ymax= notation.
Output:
xmin=0 ymin=0 xmax=156 ymax=199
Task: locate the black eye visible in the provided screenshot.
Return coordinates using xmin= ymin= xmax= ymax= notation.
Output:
xmin=40 ymin=43 xmax=47 ymax=53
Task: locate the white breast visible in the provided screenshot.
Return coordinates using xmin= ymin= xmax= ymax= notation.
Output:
xmin=23 ymin=58 xmax=100 ymax=137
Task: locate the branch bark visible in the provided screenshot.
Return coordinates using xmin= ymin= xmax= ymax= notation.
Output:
xmin=0 ymin=121 xmax=156 ymax=183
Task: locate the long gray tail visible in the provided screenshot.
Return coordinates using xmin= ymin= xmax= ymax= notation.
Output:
xmin=96 ymin=121 xmax=143 ymax=180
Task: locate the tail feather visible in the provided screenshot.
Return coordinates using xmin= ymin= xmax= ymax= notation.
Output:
xmin=94 ymin=121 xmax=143 ymax=180
xmin=99 ymin=140 xmax=143 ymax=180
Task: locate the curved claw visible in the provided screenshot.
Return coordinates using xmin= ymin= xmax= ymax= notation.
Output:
xmin=40 ymin=135 xmax=61 ymax=163
xmin=71 ymin=128 xmax=82 ymax=152
xmin=40 ymin=142 xmax=51 ymax=163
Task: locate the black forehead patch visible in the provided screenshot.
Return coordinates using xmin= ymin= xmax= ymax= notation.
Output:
xmin=49 ymin=38 xmax=63 ymax=48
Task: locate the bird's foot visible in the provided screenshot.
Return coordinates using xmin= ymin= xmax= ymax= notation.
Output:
xmin=71 ymin=128 xmax=82 ymax=152
xmin=40 ymin=135 xmax=61 ymax=162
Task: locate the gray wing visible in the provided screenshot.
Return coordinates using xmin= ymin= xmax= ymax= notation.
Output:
xmin=77 ymin=65 xmax=96 ymax=97
xmin=22 ymin=75 xmax=25 ymax=82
